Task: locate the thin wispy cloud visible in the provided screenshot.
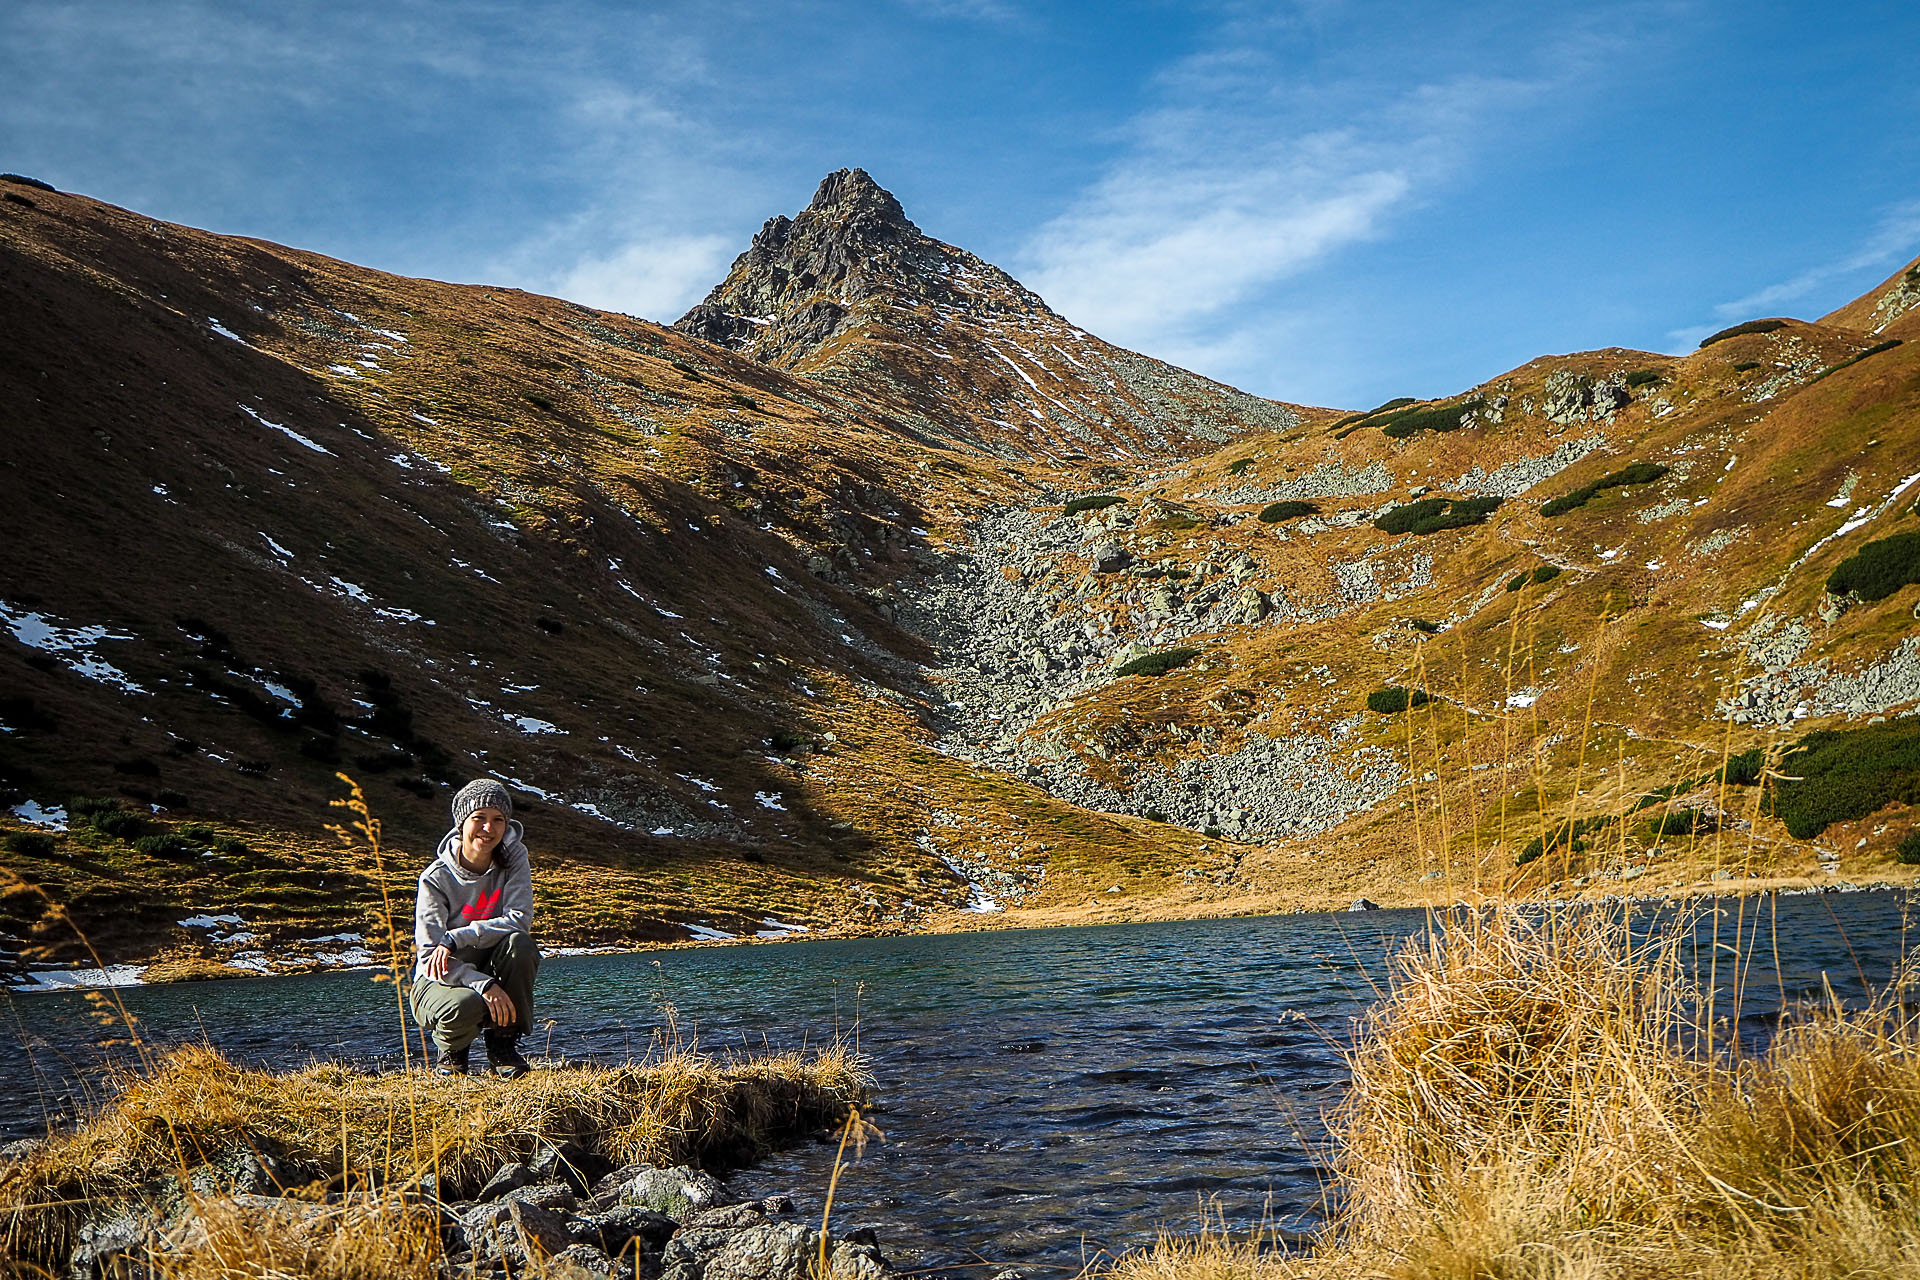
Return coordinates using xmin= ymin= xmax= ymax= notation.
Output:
xmin=1013 ymin=14 xmax=1588 ymax=397
xmin=1700 ymin=199 xmax=1920 ymax=323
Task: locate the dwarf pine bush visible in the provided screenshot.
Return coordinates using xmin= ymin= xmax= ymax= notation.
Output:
xmin=1258 ymin=500 xmax=1317 ymax=523
xmin=1540 ymin=462 xmax=1670 ymax=517
xmin=1826 ymin=530 xmax=1920 ymax=601
xmin=1768 ymin=721 xmax=1920 ymax=838
xmin=1368 ymin=686 xmax=1430 ymax=714
xmin=1115 ymin=648 xmax=1199 ymax=678
xmin=1063 ymin=494 xmax=1125 ymax=517
xmin=1376 ymin=496 xmax=1502 ymax=536
xmin=1699 ymin=317 xmax=1789 ymax=347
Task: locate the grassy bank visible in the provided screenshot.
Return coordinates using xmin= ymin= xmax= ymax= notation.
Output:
xmin=0 ymin=1040 xmax=869 ymax=1271
xmin=1107 ymin=902 xmax=1920 ymax=1280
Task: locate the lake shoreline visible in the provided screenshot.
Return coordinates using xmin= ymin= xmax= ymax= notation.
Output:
xmin=12 ymin=871 xmax=1912 ymax=993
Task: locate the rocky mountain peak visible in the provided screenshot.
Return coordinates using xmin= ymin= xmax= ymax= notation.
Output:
xmin=673 ymin=167 xmax=1301 ymax=460
xmin=674 ymin=168 xmax=1006 ymax=363
xmin=808 ymin=167 xmax=912 ymax=228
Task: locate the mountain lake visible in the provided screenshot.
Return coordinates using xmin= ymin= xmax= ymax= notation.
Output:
xmin=3 ymin=892 xmax=1914 ymax=1271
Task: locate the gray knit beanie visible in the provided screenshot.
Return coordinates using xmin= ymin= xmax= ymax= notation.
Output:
xmin=451 ymin=778 xmax=513 ymax=828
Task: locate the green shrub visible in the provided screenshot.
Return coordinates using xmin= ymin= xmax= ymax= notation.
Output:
xmin=1623 ymin=368 xmax=1664 ymax=388
xmin=1720 ymin=748 xmax=1764 ymax=787
xmin=1376 ymin=496 xmax=1503 ymax=535
xmin=1063 ymin=494 xmax=1126 ymax=517
xmin=1377 ymin=498 xmax=1449 ymax=534
xmin=728 ymin=392 xmax=759 ymax=409
xmin=1334 ymin=396 xmax=1417 ymax=428
xmin=5 ymin=831 xmax=56 ymax=857
xmin=1767 ymin=721 xmax=1920 ymax=839
xmin=216 ymin=836 xmax=251 ymax=857
xmin=1204 ymin=825 xmax=1224 ymax=839
xmin=1258 ymin=500 xmax=1317 ymax=523
xmin=1539 ymin=462 xmax=1670 ymax=517
xmin=1379 ymin=398 xmax=1484 ymax=439
xmin=1898 ymin=830 xmax=1920 ymax=865
xmin=1409 ymin=619 xmax=1442 ymax=635
xmin=1699 ymin=318 xmax=1789 ymax=348
xmin=177 ymin=823 xmax=215 ymax=842
xmin=522 ymin=392 xmax=556 ymax=412
xmin=299 ymin=735 xmax=341 ymax=763
xmin=1640 ymin=808 xmax=1708 ymax=840
xmin=1826 ymin=530 xmax=1920 ymax=601
xmin=67 ymin=796 xmax=120 ymax=820
xmin=1145 ymin=809 xmax=1170 ymax=823
xmin=91 ymin=811 xmax=149 ymax=839
xmin=1226 ymin=458 xmax=1254 ymax=475
xmin=1114 ymin=648 xmax=1200 ymax=678
xmin=1811 ymin=339 xmax=1902 ymax=384
xmin=1732 ymin=361 xmax=1762 ymax=372
xmin=1516 ymin=815 xmax=1614 ymax=866
xmin=132 ymin=834 xmax=194 ymax=858
xmin=353 ymin=750 xmax=412 ymax=775
xmin=1533 ymin=564 xmax=1561 ymax=585
xmin=1363 ymin=396 xmax=1417 ymax=418
xmin=1367 ymin=686 xmax=1431 ymax=714
xmin=770 ymin=730 xmax=811 ymax=752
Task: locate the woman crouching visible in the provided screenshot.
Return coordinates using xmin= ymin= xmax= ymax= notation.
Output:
xmin=409 ymin=778 xmax=540 ymax=1077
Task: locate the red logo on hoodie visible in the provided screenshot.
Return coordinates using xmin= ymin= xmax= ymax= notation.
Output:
xmin=462 ymin=888 xmax=502 ymax=921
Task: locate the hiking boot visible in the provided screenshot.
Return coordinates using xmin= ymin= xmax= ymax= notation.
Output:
xmin=435 ymin=1043 xmax=470 ymax=1077
xmin=485 ymin=1030 xmax=533 ymax=1079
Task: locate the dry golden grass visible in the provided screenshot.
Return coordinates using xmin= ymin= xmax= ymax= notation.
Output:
xmin=0 ymin=1040 xmax=869 ymax=1271
xmin=149 ymin=1193 xmax=443 ymax=1280
xmin=1103 ymin=902 xmax=1920 ymax=1280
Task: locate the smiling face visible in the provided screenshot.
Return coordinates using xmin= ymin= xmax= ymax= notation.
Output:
xmin=462 ymin=806 xmax=507 ymax=861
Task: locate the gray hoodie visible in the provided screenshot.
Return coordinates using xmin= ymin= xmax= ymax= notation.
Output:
xmin=412 ymin=821 xmax=534 ymax=992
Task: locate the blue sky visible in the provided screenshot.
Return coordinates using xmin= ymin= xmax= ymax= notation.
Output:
xmin=5 ymin=0 xmax=1918 ymax=409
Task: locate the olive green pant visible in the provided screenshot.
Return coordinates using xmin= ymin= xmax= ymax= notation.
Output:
xmin=408 ymin=931 xmax=540 ymax=1052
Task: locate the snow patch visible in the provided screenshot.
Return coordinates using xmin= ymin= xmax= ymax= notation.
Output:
xmin=239 ymin=404 xmax=331 ymax=455
xmin=11 ymin=965 xmax=147 ymax=991
xmin=179 ymin=913 xmax=245 ymax=928
xmin=1 ymin=601 xmax=148 ymax=695
xmin=10 ymin=801 xmax=67 ymax=830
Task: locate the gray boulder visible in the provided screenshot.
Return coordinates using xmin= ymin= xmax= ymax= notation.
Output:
xmin=465 ymin=1198 xmax=576 ymax=1268
xmin=661 ymin=1220 xmax=816 ymax=1280
xmin=1089 ymin=541 xmax=1132 ymax=573
xmin=532 ymin=1137 xmax=615 ymax=1195
xmin=69 ymin=1210 xmax=148 ymax=1280
xmin=576 ymin=1203 xmax=678 ymax=1255
xmin=609 ymin=1164 xmax=727 ymax=1217
xmin=476 ymin=1160 xmax=534 ymax=1203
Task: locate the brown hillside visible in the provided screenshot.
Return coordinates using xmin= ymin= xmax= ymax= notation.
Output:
xmin=3 ymin=169 xmax=1919 ymax=983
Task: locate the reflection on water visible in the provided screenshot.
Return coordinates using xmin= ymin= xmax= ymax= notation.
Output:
xmin=3 ymin=893 xmax=1912 ymax=1270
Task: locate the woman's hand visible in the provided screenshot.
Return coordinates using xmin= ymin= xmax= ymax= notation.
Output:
xmin=483 ymin=982 xmax=517 ymax=1028
xmin=423 ymin=944 xmax=453 ymax=981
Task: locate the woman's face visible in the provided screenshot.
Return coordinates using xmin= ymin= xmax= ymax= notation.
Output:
xmin=463 ymin=806 xmax=507 ymax=856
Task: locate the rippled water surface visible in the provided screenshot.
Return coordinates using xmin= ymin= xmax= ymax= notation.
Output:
xmin=4 ymin=894 xmax=1914 ymax=1271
